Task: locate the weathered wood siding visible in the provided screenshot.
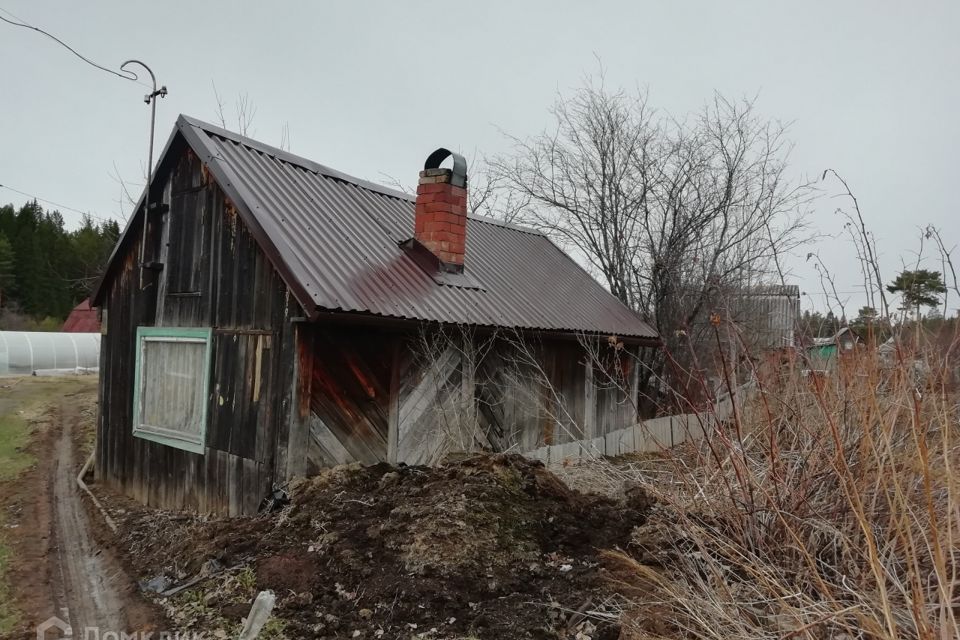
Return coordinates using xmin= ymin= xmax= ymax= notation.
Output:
xmin=300 ymin=329 xmax=640 ymax=468
xmin=301 ymin=326 xmax=395 ymax=472
xmin=396 ymin=342 xmax=467 ymax=465
xmin=473 ymin=338 xmax=638 ymax=455
xmin=96 ymin=147 xmax=302 ymax=516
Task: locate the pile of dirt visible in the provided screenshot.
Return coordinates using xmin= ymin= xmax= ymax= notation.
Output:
xmin=101 ymin=454 xmax=653 ymax=639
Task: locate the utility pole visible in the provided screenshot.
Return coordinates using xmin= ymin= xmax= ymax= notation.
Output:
xmin=120 ymin=60 xmax=167 ymax=289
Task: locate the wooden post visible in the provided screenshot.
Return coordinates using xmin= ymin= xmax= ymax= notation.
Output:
xmin=583 ymin=346 xmax=596 ymax=439
xmin=629 ymin=345 xmax=641 ymax=424
xmin=280 ymin=323 xmax=311 ymax=479
xmin=461 ymin=334 xmax=476 ymax=440
xmin=387 ymin=342 xmax=401 ymax=464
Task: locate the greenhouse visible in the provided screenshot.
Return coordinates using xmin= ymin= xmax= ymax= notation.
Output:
xmin=0 ymin=331 xmax=100 ymax=376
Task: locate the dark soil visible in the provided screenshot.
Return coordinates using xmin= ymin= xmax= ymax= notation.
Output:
xmin=102 ymin=454 xmax=653 ymax=639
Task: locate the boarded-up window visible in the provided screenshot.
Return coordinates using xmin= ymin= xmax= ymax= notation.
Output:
xmin=166 ymin=190 xmax=207 ymax=294
xmin=132 ymin=327 xmax=213 ymax=454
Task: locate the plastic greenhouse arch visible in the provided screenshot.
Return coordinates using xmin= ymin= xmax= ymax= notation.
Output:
xmin=0 ymin=331 xmax=100 ymax=376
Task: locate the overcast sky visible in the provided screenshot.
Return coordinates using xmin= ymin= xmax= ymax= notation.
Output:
xmin=1 ymin=1 xmax=957 ymax=316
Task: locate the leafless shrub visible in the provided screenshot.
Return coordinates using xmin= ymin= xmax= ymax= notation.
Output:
xmin=823 ymin=169 xmax=890 ymax=320
xmin=924 ymin=225 xmax=958 ymax=312
xmin=404 ymin=325 xmax=478 ymax=464
xmin=212 ymin=81 xmax=257 ymax=137
xmin=405 ymin=325 xmax=538 ymax=464
xmin=568 ymin=317 xmax=960 ymax=639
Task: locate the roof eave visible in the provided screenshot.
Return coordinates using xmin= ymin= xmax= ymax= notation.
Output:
xmin=308 ymin=308 xmax=660 ymax=345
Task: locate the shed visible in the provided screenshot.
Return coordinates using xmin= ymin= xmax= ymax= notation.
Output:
xmin=806 ymin=326 xmax=861 ymax=370
xmin=92 ymin=116 xmax=659 ymax=515
xmin=62 ymin=298 xmax=101 ymax=333
xmin=728 ymin=284 xmax=801 ymax=351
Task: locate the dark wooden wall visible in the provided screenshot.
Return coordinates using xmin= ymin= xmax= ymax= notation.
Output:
xmin=96 ymin=147 xmax=302 ymax=516
xmin=298 ymin=326 xmax=641 ymax=469
xmin=300 ymin=326 xmax=395 ymax=472
xmin=473 ymin=337 xmax=639 ymax=455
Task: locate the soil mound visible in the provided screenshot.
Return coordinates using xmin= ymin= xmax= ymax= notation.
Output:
xmin=109 ymin=454 xmax=650 ymax=639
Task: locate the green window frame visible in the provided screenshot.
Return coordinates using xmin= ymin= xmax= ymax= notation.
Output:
xmin=132 ymin=327 xmax=213 ymax=454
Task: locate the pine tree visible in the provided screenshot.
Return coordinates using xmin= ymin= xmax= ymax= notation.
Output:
xmin=0 ymin=199 xmax=121 ymax=325
xmin=887 ymin=269 xmax=947 ymax=322
xmin=0 ymin=232 xmax=14 ymax=308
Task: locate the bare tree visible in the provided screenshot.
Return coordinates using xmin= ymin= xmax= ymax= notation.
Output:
xmin=212 ymin=80 xmax=257 ymax=137
xmin=490 ymin=77 xmax=815 ymax=388
xmin=823 ymin=169 xmax=890 ymax=318
xmin=465 ymin=158 xmax=531 ymax=223
xmin=924 ymin=224 xmax=958 ymax=311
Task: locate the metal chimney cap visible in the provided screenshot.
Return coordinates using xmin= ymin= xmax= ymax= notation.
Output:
xmin=424 ymin=148 xmax=467 ymax=188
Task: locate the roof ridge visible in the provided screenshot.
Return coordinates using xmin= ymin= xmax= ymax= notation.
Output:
xmin=178 ymin=114 xmax=544 ymax=238
xmin=466 ymin=214 xmax=543 ymax=236
xmin=178 ymin=114 xmax=415 ymax=203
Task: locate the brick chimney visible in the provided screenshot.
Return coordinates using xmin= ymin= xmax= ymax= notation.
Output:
xmin=414 ymin=148 xmax=468 ymax=271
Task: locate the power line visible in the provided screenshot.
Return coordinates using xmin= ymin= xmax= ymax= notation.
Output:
xmin=802 ymin=290 xmax=882 ymax=296
xmin=0 ymin=7 xmax=152 ymax=89
xmin=0 ymin=183 xmax=119 ymax=225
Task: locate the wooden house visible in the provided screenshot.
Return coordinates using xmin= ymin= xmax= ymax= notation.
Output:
xmin=91 ymin=116 xmax=659 ymax=515
xmin=806 ymin=326 xmax=862 ymax=371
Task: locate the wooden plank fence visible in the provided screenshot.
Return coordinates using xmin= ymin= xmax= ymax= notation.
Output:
xmin=524 ymin=381 xmax=753 ymax=467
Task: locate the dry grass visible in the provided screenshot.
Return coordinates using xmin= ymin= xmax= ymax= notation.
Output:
xmin=559 ymin=336 xmax=959 ymax=639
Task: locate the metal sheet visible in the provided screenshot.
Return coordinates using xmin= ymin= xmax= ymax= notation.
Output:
xmin=727 ymin=285 xmax=800 ymax=349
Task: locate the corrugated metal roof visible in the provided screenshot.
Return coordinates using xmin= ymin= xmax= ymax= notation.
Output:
xmin=99 ymin=115 xmax=658 ymax=341
xmin=736 ymin=284 xmax=800 ymax=298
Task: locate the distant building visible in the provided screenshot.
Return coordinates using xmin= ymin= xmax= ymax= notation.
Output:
xmin=728 ymin=284 xmax=801 ymax=351
xmin=61 ymin=298 xmax=100 ymax=333
xmin=677 ymin=283 xmax=799 ymax=402
xmin=806 ymin=327 xmax=861 ymax=370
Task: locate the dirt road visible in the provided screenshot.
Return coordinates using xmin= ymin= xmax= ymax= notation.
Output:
xmin=2 ymin=380 xmax=158 ymax=638
xmin=48 ymin=398 xmax=130 ymax=634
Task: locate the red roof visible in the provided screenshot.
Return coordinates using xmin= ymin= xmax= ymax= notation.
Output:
xmin=62 ymin=298 xmax=100 ymax=333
